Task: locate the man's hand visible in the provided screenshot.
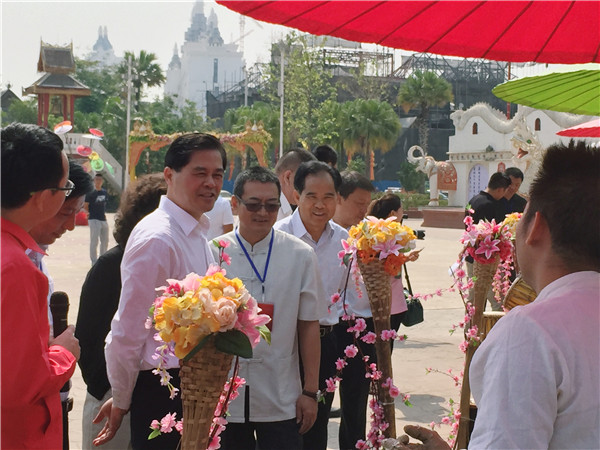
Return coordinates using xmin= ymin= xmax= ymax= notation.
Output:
xmin=49 ymin=325 xmax=80 ymax=360
xmin=92 ymin=398 xmax=127 ymax=447
xmin=396 ymin=425 xmax=451 ymax=450
xmin=296 ymin=394 xmax=317 ymax=434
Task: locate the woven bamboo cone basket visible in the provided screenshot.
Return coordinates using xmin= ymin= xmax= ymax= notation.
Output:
xmin=358 ymin=259 xmax=396 ymax=438
xmin=180 ymin=338 xmax=233 ymax=450
xmin=457 ymin=257 xmax=499 ymax=449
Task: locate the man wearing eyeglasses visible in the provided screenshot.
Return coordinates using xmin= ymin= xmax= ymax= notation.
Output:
xmin=213 ymin=166 xmax=322 ymax=450
xmin=27 ymin=160 xmax=94 ymax=450
xmin=1 ymin=122 xmax=80 ymax=449
xmin=85 ymin=173 xmax=109 ymax=265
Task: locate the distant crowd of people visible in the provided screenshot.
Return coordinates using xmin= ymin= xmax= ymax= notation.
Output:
xmin=1 ymin=123 xmax=598 ymax=450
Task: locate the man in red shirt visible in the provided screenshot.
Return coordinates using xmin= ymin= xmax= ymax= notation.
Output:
xmin=1 ymin=123 xmax=80 ymax=449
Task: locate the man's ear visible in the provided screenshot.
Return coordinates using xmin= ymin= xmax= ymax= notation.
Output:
xmin=284 ymin=169 xmax=293 ymax=186
xmin=293 ymin=189 xmax=301 ymax=205
xmin=525 ymin=211 xmax=549 ymax=246
xmin=164 ymin=167 xmax=173 ymax=185
xmin=231 ymin=195 xmax=240 ymax=215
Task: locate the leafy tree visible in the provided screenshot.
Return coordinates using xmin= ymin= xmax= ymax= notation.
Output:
xmin=118 ymin=50 xmax=166 ymax=107
xmin=396 ymin=70 xmax=453 ymax=155
xmin=397 ymin=161 xmax=427 ymax=193
xmin=342 ymin=99 xmax=401 ymax=179
xmin=265 ymin=33 xmax=337 ymax=149
xmin=74 ymin=58 xmax=123 ymax=115
xmin=1 ymin=97 xmax=38 ymax=125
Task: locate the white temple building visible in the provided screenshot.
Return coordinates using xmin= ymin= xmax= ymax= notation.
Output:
xmin=88 ymin=26 xmax=121 ymax=67
xmin=446 ymin=103 xmax=595 ymax=206
xmin=164 ymin=1 xmax=245 ymax=115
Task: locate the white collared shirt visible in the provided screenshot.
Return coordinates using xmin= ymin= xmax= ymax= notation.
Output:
xmin=105 ymin=196 xmax=214 ymax=410
xmin=276 ymin=192 xmax=293 ymax=222
xmin=212 ymin=229 xmax=321 ymax=422
xmin=275 ymin=210 xmax=371 ymax=324
xmin=469 ymin=271 xmax=600 ymax=449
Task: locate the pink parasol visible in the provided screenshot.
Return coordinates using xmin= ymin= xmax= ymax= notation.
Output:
xmin=77 ymin=145 xmax=93 ymax=157
xmin=217 ymin=1 xmax=600 ymax=63
xmin=89 ymin=128 xmax=104 ymax=138
xmin=557 ymin=119 xmax=600 ymax=138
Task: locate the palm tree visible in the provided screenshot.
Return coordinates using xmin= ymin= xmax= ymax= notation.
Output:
xmin=119 ymin=50 xmax=166 ymax=107
xmin=397 ymin=70 xmax=453 ymax=155
xmin=342 ymin=99 xmax=401 ymax=179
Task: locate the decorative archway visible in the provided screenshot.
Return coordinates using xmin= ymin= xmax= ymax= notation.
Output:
xmin=128 ymin=120 xmax=272 ymax=182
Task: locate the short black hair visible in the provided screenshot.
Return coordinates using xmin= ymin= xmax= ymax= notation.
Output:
xmin=294 ymin=161 xmax=342 ymax=194
xmin=488 ymin=172 xmax=511 ymax=190
xmin=338 ymin=170 xmax=375 ymax=199
xmin=504 ymin=167 xmax=524 ymax=180
xmin=164 ymin=133 xmax=227 ymax=171
xmin=313 ymin=144 xmax=338 ymax=167
xmin=274 ymin=148 xmax=316 ymax=175
xmin=523 ymin=141 xmax=599 ymax=270
xmin=1 ymin=122 xmax=65 ymax=209
xmin=233 ymin=166 xmax=281 ymax=198
xmin=69 ymin=161 xmax=94 ymax=199
xmin=95 ymin=173 xmax=104 ymax=179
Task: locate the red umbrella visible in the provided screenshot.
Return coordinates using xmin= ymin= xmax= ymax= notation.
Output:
xmin=217 ymin=1 xmax=600 ymax=63
xmin=557 ymin=119 xmax=600 ymax=138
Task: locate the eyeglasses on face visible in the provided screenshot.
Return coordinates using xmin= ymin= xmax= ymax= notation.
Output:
xmin=236 ymin=196 xmax=280 ymax=213
xmin=31 ymin=179 xmax=75 ymax=198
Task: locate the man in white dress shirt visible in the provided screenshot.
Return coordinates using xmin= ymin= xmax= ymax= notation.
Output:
xmin=214 ymin=166 xmax=321 ymax=450
xmin=93 ymin=133 xmax=227 ymax=449
xmin=276 ymin=161 xmax=371 ymax=450
xmin=274 ymin=148 xmax=316 ymax=221
xmin=205 ymin=194 xmax=234 ymax=239
xmin=400 ymin=142 xmax=599 ymax=449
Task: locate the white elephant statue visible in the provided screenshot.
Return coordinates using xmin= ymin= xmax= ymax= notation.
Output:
xmin=407 ymin=145 xmax=440 ymax=206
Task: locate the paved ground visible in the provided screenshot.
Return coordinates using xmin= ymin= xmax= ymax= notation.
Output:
xmin=45 ymin=215 xmax=466 ymax=449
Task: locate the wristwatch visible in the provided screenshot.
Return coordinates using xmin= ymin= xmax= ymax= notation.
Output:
xmin=302 ymin=389 xmax=322 ymax=401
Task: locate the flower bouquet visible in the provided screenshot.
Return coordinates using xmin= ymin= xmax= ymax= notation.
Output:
xmin=456 ymin=214 xmax=514 ymax=448
xmin=341 ymin=216 xmax=416 ymax=438
xmin=149 ymin=265 xmax=271 ymax=450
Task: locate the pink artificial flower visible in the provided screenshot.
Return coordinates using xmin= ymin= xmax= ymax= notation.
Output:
xmin=475 ymin=235 xmax=501 ymax=260
xmin=160 ymin=412 xmax=177 ymax=433
xmin=372 ymin=239 xmax=403 ymax=260
xmin=361 ymin=332 xmax=377 ymax=344
xmin=222 ymin=252 xmax=232 ymax=266
xmin=335 ymin=358 xmax=347 ymax=370
xmin=330 ymin=293 xmax=341 ymax=305
xmin=389 ymin=385 xmax=399 ymax=398
xmin=175 ymin=420 xmax=184 ymax=434
xmin=344 ymin=345 xmax=358 ymax=358
xmin=380 ymin=329 xmax=397 ymax=341
xmin=325 ymin=377 xmax=337 ymax=393
xmin=234 ymin=296 xmax=271 ymax=347
xmin=206 ymin=264 xmax=226 ymax=276
xmin=207 ymin=435 xmax=221 ymax=450
xmin=218 ymin=239 xmax=230 ymax=249
xmin=464 ymin=215 xmax=473 ymax=227
xmin=150 ymin=420 xmax=160 ymax=430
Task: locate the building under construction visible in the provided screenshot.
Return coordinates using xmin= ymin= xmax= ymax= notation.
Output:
xmin=206 ymin=45 xmax=516 ymax=181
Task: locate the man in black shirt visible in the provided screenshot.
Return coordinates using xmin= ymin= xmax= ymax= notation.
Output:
xmin=466 ymin=172 xmax=511 ymax=311
xmin=467 ymin=172 xmax=511 ymax=225
xmin=502 ymin=167 xmax=528 ymax=214
xmin=85 ymin=174 xmax=108 ymax=265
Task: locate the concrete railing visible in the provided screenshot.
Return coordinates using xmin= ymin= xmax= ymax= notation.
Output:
xmin=60 ymin=133 xmax=123 ymax=193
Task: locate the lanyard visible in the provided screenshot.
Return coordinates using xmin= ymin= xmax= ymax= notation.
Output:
xmin=235 ymin=229 xmax=274 ymax=301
